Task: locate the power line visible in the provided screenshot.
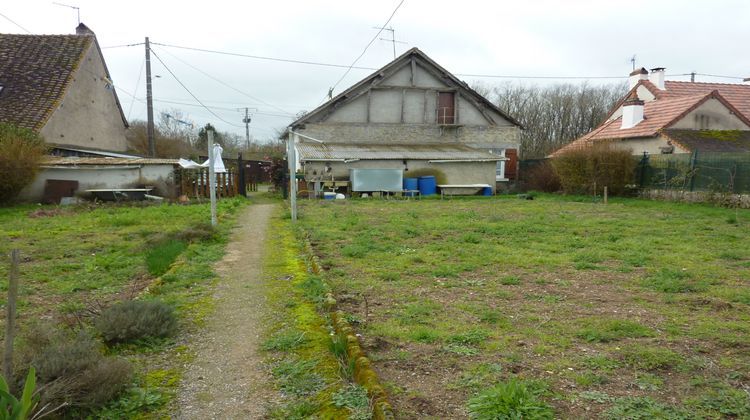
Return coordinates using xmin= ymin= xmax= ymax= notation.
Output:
xmin=329 ymin=0 xmax=406 ymax=95
xmin=0 ymin=12 xmax=31 ymax=34
xmin=152 ymin=46 xmax=295 ymax=116
xmin=693 ymin=73 xmax=745 ymax=81
xmin=127 ymin=57 xmax=145 ymax=120
xmin=148 ymin=48 xmax=244 ymax=128
xmin=152 ymin=42 xmax=377 ymax=71
xmin=101 ymin=42 xmax=144 ymax=49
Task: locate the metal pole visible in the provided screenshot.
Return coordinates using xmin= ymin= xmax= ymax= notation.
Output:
xmin=208 ymin=130 xmax=217 ymax=226
xmin=4 ymin=250 xmax=20 ymax=389
xmin=145 ymin=37 xmax=155 ymax=157
xmin=287 ymin=128 xmax=297 ymax=222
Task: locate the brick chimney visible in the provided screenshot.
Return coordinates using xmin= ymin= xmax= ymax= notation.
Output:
xmin=621 ymin=90 xmax=644 ymax=129
xmin=649 ymin=67 xmax=666 ymax=90
xmin=75 ymin=23 xmax=94 ymax=36
xmin=628 ymin=67 xmax=648 ymax=89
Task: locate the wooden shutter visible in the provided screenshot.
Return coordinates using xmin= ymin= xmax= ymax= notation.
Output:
xmin=505 ymin=149 xmax=518 ymax=180
xmin=437 ymin=92 xmax=455 ymax=124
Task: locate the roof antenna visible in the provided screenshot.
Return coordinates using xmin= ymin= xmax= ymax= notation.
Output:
xmin=52 ymin=2 xmax=80 ymax=25
xmin=373 ymin=26 xmax=407 ymax=59
xmin=630 ymin=54 xmax=637 ymax=71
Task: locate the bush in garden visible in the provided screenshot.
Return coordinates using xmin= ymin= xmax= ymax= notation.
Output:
xmin=0 ymin=123 xmax=48 ymax=204
xmin=523 ymin=160 xmax=561 ymax=192
xmin=551 ymin=142 xmax=636 ymax=195
xmin=94 ymin=300 xmax=177 ymax=345
xmin=18 ymin=324 xmax=132 ymax=411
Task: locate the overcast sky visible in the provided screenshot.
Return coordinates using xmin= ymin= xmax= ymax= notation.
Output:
xmin=3 ymin=0 xmax=749 ymax=141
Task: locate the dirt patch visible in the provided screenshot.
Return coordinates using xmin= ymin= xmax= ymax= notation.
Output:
xmin=175 ymin=204 xmax=277 ymax=419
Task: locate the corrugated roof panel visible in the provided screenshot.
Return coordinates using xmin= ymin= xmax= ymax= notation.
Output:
xmin=296 ymin=142 xmax=500 ymax=161
xmin=41 ymin=157 xmax=179 ymax=166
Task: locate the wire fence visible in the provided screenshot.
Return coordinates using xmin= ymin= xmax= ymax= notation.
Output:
xmin=637 ymin=152 xmax=750 ymax=194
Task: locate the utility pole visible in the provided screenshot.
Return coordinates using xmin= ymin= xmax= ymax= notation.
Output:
xmin=145 ymin=37 xmax=156 ymax=157
xmin=208 ymin=129 xmax=217 ymax=226
xmin=242 ymin=108 xmax=251 ymax=149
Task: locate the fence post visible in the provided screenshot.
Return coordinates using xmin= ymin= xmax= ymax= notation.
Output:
xmin=688 ymin=150 xmax=698 ymax=192
xmin=4 ymin=250 xmax=20 ymax=388
xmin=639 ymin=152 xmax=649 ymax=188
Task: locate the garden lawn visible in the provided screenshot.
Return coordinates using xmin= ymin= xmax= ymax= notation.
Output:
xmin=0 ymin=198 xmax=246 ymax=416
xmin=299 ymin=195 xmax=750 ymax=419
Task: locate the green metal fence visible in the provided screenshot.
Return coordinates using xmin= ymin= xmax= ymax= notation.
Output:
xmin=637 ymin=152 xmax=750 ymax=193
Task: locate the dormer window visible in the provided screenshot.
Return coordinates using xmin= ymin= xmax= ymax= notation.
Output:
xmin=437 ymin=91 xmax=456 ymax=124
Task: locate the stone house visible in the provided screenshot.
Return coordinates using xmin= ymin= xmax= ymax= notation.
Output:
xmin=553 ymin=68 xmax=750 ymax=157
xmin=0 ymin=23 xmax=129 ymax=155
xmin=287 ymin=48 xmax=522 ymax=194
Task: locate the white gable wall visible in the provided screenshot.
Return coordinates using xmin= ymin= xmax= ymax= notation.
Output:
xmin=40 ymin=42 xmax=128 ymax=152
xmin=670 ymin=98 xmax=749 ymax=130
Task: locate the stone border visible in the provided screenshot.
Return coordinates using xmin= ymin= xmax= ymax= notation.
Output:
xmin=301 ymin=239 xmax=395 ymax=420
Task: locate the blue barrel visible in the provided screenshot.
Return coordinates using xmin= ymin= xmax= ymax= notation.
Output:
xmin=482 ymin=186 xmax=493 ymax=196
xmin=418 ymin=176 xmax=437 ymax=196
xmin=403 ymin=178 xmax=418 ymax=196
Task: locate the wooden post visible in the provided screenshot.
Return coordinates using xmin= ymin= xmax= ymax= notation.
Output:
xmin=604 ymin=186 xmax=608 ymax=204
xmin=4 ymin=249 xmax=20 ymax=386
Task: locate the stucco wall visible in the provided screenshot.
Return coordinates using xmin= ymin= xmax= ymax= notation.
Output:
xmin=670 ymin=99 xmax=749 ymax=130
xmin=19 ymin=164 xmax=175 ymax=202
xmin=298 ymin=123 xmax=519 ymax=150
xmin=612 ymin=135 xmax=690 ymax=155
xmin=303 ymin=159 xmax=496 ymax=190
xmin=40 ymin=42 xmax=128 ymax=152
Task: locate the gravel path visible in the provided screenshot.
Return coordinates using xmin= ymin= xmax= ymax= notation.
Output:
xmin=175 ymin=203 xmax=276 ymax=419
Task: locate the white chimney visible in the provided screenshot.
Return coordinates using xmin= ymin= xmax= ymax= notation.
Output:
xmin=649 ymin=67 xmax=666 ymax=90
xmin=628 ymin=67 xmax=648 ymax=89
xmin=621 ymin=91 xmax=644 ymax=129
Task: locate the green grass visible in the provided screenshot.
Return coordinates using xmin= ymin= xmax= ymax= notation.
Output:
xmin=146 ymin=239 xmax=188 ymax=276
xmin=298 ymin=195 xmax=750 ymax=417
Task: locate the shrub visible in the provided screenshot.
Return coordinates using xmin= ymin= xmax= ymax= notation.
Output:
xmin=94 ymin=300 xmax=177 ymax=345
xmin=0 ymin=123 xmax=48 ymax=204
xmin=523 ymin=160 xmax=561 ymax=192
xmin=17 ymin=324 xmax=132 ymax=411
xmin=551 ymin=142 xmax=636 ymax=195
xmin=467 ymin=378 xmax=554 ymax=419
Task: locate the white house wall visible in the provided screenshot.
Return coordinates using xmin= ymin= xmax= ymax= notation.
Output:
xmin=40 ymin=42 xmax=128 ymax=152
xmin=613 ymin=135 xmax=689 ymax=155
xmin=19 ymin=164 xmax=175 ymax=202
xmin=669 ymin=99 xmax=749 ymax=130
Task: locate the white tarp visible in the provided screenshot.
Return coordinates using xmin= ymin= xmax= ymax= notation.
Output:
xmin=178 ymin=144 xmax=226 ymax=173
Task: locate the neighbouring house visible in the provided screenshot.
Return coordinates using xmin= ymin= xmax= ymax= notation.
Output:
xmin=552 ymin=68 xmax=750 ymax=157
xmin=0 ymin=23 xmax=129 ymax=154
xmin=287 ymin=48 xmax=522 ymax=194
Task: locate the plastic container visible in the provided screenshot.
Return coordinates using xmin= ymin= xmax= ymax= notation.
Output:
xmin=403 ymin=177 xmax=418 ymax=196
xmin=323 ymin=192 xmax=336 ymax=200
xmin=418 ymin=176 xmax=437 ymax=196
xmin=482 ymin=186 xmax=493 ymax=196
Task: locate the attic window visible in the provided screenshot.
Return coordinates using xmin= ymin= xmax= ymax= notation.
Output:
xmin=437 ymin=91 xmax=456 ymax=125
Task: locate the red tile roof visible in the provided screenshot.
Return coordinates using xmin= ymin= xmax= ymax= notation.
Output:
xmin=552 ymin=79 xmax=750 ymax=157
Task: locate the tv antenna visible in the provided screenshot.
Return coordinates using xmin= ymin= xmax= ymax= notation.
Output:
xmin=373 ymin=26 xmax=407 ymax=59
xmin=52 ymin=2 xmax=80 ymax=25
xmin=630 ymin=54 xmax=637 ymax=71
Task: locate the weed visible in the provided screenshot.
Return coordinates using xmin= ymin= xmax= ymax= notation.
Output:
xmin=443 ymin=344 xmax=479 ymax=356
xmin=396 ymin=301 xmax=439 ymax=325
xmin=95 ymin=300 xmax=177 ymax=345
xmin=299 ymin=275 xmax=329 ymax=304
xmin=500 ymin=276 xmax=521 ymax=285
xmin=687 ymin=387 xmax=750 ymax=418
xmin=410 ymin=328 xmax=441 ymax=344
xmin=632 ymin=372 xmax=663 ymax=391
xmin=271 ymin=358 xmax=325 ymax=397
xmin=604 ymin=397 xmax=690 ymax=419
xmin=269 ymin=400 xmax=319 ymax=419
xmin=332 ymin=384 xmax=372 ymax=420
xmin=449 ymin=363 xmax=503 ymax=390
xmin=467 ymin=378 xmax=554 ymax=420
xmin=620 ymin=346 xmax=682 ymax=371
xmin=448 ymin=329 xmax=490 ymax=346
xmin=573 ymin=371 xmax=608 ymax=387
xmin=579 ymin=390 xmax=612 ymax=404
xmin=580 ymin=355 xmax=620 ymax=371
xmin=146 ymin=239 xmax=188 ymax=276
xmin=576 ymin=319 xmax=654 ymax=343
xmin=642 ymin=268 xmax=707 ymax=293
xmin=262 ymin=331 xmax=306 ymax=351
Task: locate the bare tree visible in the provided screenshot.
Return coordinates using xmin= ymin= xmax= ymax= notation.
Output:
xmin=486 ymin=82 xmax=626 ymax=158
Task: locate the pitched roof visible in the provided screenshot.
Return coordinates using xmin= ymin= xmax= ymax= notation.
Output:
xmin=0 ymin=30 xmax=128 ymax=131
xmin=288 ymin=47 xmax=522 ymax=132
xmin=296 ymin=142 xmax=502 ymax=161
xmin=552 ymin=83 xmax=750 ymax=157
xmin=662 ymin=129 xmax=750 ymax=153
